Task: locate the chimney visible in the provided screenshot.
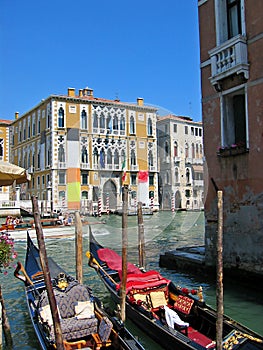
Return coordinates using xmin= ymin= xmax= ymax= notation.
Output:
xmin=79 ymin=89 xmax=83 ymax=97
xmin=83 ymin=87 xmax=94 ymax=97
xmin=137 ymin=97 xmax=144 ymax=106
xmin=15 ymin=112 xmax=19 ymax=119
xmin=68 ymin=87 xmax=75 ymax=97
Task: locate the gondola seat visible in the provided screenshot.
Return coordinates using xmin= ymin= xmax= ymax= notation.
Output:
xmin=91 ymin=316 xmax=113 ymax=350
xmin=38 ymin=282 xmax=98 ymax=341
xmin=173 ymin=295 xmax=194 ymax=319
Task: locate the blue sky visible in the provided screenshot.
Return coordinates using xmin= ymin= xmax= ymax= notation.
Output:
xmin=0 ymin=1 xmax=201 ymax=121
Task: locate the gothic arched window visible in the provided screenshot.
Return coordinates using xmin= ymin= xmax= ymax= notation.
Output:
xmin=58 ymin=107 xmax=64 ymax=128
xmin=130 ymin=115 xmax=135 ymax=134
xmin=147 ymin=118 xmax=153 ymax=135
xmin=81 ymin=109 xmax=87 ymax=129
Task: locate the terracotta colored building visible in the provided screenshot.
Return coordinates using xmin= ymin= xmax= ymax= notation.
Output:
xmin=198 ymin=0 xmax=263 ymax=275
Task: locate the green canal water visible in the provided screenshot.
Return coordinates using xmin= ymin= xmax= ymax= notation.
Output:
xmin=1 ymin=211 xmax=262 ymax=349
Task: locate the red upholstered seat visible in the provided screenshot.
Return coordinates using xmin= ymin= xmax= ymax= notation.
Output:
xmin=174 ymin=295 xmax=194 ymax=315
xmin=188 ymin=327 xmax=215 ymax=348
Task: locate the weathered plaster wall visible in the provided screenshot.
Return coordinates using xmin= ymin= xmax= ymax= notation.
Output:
xmin=205 ymin=189 xmax=263 ymax=274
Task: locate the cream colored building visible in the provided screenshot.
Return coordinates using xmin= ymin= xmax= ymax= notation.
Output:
xmin=9 ymin=87 xmax=158 ymax=214
xmin=157 ymin=115 xmax=204 ymax=211
xmin=0 ymin=119 xmax=12 ymax=202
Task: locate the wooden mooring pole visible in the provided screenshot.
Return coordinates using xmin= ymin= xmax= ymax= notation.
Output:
xmin=32 ymin=196 xmax=64 ymax=350
xmin=75 ymin=211 xmax=83 ymax=284
xmin=120 ymin=185 xmax=128 ymax=322
xmin=0 ymin=285 xmax=13 ymax=349
xmin=216 ymin=190 xmax=223 ymax=350
xmin=137 ymin=201 xmax=146 ymax=269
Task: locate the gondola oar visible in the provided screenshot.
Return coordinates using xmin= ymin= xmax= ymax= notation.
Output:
xmin=14 ymin=261 xmax=34 ymax=286
xmin=86 ymin=251 xmax=117 ymax=286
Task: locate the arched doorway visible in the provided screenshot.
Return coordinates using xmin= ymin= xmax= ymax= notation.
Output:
xmin=175 ymin=190 xmax=182 ymax=209
xmin=103 ymin=180 xmax=117 ymax=211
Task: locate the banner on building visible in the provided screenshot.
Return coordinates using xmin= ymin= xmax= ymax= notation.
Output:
xmin=138 ymin=170 xmax=149 ymax=206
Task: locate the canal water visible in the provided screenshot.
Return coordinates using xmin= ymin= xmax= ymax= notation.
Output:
xmin=1 ymin=211 xmax=263 ymax=349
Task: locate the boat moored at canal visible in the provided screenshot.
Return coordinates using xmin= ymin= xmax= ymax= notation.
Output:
xmin=14 ymin=233 xmax=146 ymax=350
xmin=87 ymin=227 xmax=263 ymax=350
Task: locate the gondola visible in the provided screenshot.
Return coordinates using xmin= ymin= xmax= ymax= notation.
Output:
xmin=87 ymin=227 xmax=263 ymax=350
xmin=14 ymin=232 xmax=145 ymax=350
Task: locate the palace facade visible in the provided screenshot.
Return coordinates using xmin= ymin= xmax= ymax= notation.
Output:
xmin=9 ymin=87 xmax=158 ymax=214
xmin=157 ymin=115 xmax=204 ymax=211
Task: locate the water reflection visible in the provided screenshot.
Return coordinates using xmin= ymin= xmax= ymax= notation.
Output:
xmin=1 ymin=211 xmax=262 ymax=349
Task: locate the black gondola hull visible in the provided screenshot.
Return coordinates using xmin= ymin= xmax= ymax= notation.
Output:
xmin=88 ymin=226 xmax=263 ymax=350
xmin=15 ymin=232 xmax=145 ymax=350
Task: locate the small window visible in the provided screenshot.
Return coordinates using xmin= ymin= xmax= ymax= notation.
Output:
xmin=0 ymin=139 xmax=3 ymax=158
xmin=93 ymin=112 xmax=98 ymax=128
xmin=175 ymin=167 xmax=179 ymax=183
xmin=149 ymin=174 xmax=154 ymax=186
xmin=185 ymin=189 xmax=191 ymax=198
xmin=147 ymin=118 xmax=153 ymax=136
xmin=173 ymin=124 xmax=177 ymax=133
xmin=131 ymin=149 xmax=136 ymax=166
xmin=58 ymin=171 xmax=66 ymax=185
xmin=130 ymin=115 xmax=135 ymax=134
xmin=148 ymin=150 xmax=153 ymax=167
xmin=186 ymin=168 xmax=190 ymax=183
xmin=58 ymin=107 xmax=65 ymax=128
xmin=131 ymin=174 xmax=137 ymax=185
xmin=185 ymin=126 xmax=188 ymax=134
xmin=227 ymin=0 xmax=241 ymax=39
xmin=81 ymin=109 xmax=88 ymax=129
xmin=174 ymin=141 xmax=178 ymax=157
xmin=165 ymin=141 xmax=169 ymax=157
xmin=100 ymin=113 xmax=105 ymax=129
xmin=113 ymin=115 xmax=118 ymax=131
xmin=82 ymin=191 xmax=88 ymax=199
xmin=222 ymin=89 xmax=247 ymax=148
xmin=81 ymin=172 xmax=88 ymax=185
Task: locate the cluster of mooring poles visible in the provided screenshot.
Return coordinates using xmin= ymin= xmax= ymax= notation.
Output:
xmin=1 ymin=184 xmax=224 ymax=350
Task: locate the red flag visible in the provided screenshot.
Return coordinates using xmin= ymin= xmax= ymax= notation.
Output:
xmin=138 ymin=170 xmax=148 ymax=183
xmin=122 ymin=171 xmax=127 ymax=183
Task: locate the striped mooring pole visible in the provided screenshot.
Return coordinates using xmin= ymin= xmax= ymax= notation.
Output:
xmin=106 ymin=193 xmax=109 ymax=215
xmin=150 ymin=196 xmax=154 ymax=211
xmin=171 ymin=193 xmax=175 ymax=212
xmin=98 ymin=196 xmax=102 ymax=217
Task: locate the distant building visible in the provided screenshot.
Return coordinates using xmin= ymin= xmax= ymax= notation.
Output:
xmin=157 ymin=115 xmax=204 ymax=211
xmin=0 ymin=119 xmax=12 ymax=202
xmin=198 ymin=0 xmax=263 ymax=274
xmin=9 ymin=87 xmax=159 ymax=214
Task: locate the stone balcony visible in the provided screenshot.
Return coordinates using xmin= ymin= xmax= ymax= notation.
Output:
xmin=209 ymin=35 xmax=249 ymax=87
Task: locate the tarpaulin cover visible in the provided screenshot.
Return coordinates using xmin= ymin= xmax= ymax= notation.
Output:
xmin=97 ymin=248 xmax=142 ymax=276
xmin=97 ymin=248 xmax=170 ymax=293
xmin=117 ymin=271 xmax=170 ymax=293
